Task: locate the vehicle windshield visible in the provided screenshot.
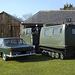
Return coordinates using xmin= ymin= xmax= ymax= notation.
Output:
xmin=4 ymin=38 xmax=27 ymax=46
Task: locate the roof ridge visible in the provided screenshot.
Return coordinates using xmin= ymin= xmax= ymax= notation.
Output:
xmin=40 ymin=10 xmax=75 ymax=12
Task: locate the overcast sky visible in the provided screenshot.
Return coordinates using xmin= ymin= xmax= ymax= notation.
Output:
xmin=0 ymin=0 xmax=75 ymax=17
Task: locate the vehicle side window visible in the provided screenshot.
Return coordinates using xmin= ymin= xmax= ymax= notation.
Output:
xmin=0 ymin=40 xmax=3 ymax=46
xmin=12 ymin=39 xmax=18 ymax=44
xmin=60 ymin=28 xmax=62 ymax=33
xmin=44 ymin=29 xmax=49 ymax=36
xmin=26 ymin=30 xmax=30 ymax=34
xmin=26 ymin=30 xmax=30 ymax=37
xmin=72 ymin=29 xmax=75 ymax=34
xmin=53 ymin=28 xmax=58 ymax=35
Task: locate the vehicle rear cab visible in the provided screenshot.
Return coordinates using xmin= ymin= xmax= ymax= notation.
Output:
xmin=39 ymin=24 xmax=65 ymax=49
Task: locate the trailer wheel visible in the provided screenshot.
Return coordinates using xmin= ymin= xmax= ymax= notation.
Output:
xmin=2 ymin=53 xmax=7 ymax=61
xmin=55 ymin=53 xmax=59 ymax=59
xmin=60 ymin=53 xmax=64 ymax=60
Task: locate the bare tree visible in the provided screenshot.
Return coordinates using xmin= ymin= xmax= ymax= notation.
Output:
xmin=23 ymin=13 xmax=33 ymax=21
xmin=13 ymin=14 xmax=24 ymax=22
xmin=13 ymin=13 xmax=33 ymax=21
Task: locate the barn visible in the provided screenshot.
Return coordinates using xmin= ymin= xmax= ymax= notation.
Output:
xmin=0 ymin=11 xmax=23 ymax=38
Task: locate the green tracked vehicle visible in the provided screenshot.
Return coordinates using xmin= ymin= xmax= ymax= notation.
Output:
xmin=39 ymin=23 xmax=75 ymax=59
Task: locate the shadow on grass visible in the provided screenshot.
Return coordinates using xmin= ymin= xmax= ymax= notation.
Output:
xmin=65 ymin=56 xmax=75 ymax=60
xmin=8 ymin=54 xmax=53 ymax=62
xmin=8 ymin=54 xmax=75 ymax=62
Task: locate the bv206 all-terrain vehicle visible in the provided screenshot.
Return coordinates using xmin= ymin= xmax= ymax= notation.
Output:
xmin=39 ymin=23 xmax=75 ymax=59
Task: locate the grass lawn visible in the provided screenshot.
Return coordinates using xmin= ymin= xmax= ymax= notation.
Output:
xmin=0 ymin=54 xmax=75 ymax=75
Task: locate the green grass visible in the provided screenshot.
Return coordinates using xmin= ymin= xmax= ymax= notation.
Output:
xmin=0 ymin=54 xmax=75 ymax=75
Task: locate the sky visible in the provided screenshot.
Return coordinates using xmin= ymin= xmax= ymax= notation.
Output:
xmin=0 ymin=0 xmax=75 ymax=18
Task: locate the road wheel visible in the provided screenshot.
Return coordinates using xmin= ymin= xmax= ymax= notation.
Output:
xmin=55 ymin=53 xmax=59 ymax=59
xmin=2 ymin=53 xmax=7 ymax=61
xmin=42 ymin=50 xmax=45 ymax=56
xmin=60 ymin=53 xmax=64 ymax=60
xmin=48 ymin=51 xmax=51 ymax=57
xmin=44 ymin=51 xmax=47 ymax=56
xmin=51 ymin=52 xmax=55 ymax=58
